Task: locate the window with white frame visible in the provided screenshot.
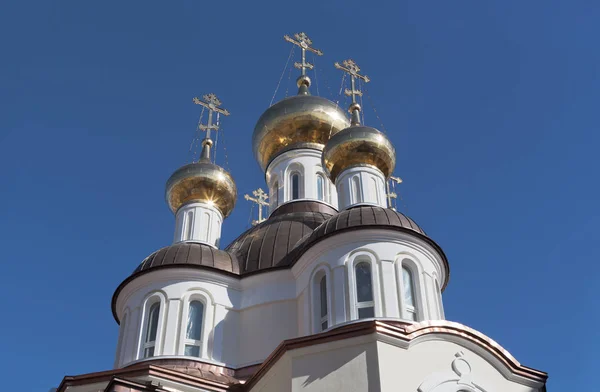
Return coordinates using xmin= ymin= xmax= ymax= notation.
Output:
xmin=402 ymin=266 xmax=418 ymax=321
xmin=184 ymin=300 xmax=205 ymax=357
xmin=318 ymin=275 xmax=328 ymax=330
xmin=142 ymin=303 xmax=160 ymax=358
xmin=355 ymin=262 xmax=375 ymax=319
xmin=291 ymin=172 xmax=300 ymax=200
xmin=316 ymin=174 xmax=325 ymax=201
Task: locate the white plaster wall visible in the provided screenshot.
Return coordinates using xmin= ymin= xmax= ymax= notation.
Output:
xmin=292 ymin=229 xmax=448 ymax=334
xmin=173 ymin=202 xmax=223 ymax=247
xmin=377 ymin=339 xmax=543 ymax=392
xmin=114 ymin=229 xmax=448 ymax=369
xmin=250 ymin=334 xmax=544 ymax=392
xmin=266 ymin=148 xmax=338 ymax=213
xmin=336 ymin=165 xmax=387 ymax=209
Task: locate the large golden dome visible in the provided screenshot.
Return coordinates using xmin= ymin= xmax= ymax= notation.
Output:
xmin=252 ymin=94 xmax=350 ymax=171
xmin=165 ymin=160 xmax=237 ymax=217
xmin=322 ymin=125 xmax=396 ymax=183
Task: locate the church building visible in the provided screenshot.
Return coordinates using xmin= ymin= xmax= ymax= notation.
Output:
xmin=55 ymin=33 xmax=548 ymax=392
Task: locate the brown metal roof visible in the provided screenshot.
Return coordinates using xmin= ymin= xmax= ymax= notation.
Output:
xmin=135 ymin=242 xmax=241 ymax=275
xmin=225 ymin=201 xmax=336 ymax=273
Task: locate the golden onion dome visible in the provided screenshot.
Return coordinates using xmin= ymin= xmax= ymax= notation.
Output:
xmin=165 ymin=159 xmax=237 ymax=218
xmin=322 ymin=125 xmax=396 ymax=183
xmin=252 ymin=94 xmax=350 ymax=171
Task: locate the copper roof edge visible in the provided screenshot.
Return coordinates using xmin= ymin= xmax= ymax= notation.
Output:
xmin=55 ymin=359 xmax=252 ymax=392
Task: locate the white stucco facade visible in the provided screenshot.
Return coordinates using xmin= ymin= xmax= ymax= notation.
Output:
xmin=173 ymin=201 xmax=224 ymax=247
xmin=113 ymin=229 xmax=448 ymax=369
xmin=249 ymin=333 xmax=546 ymax=392
xmin=335 ymin=165 xmax=388 ymax=209
xmin=266 ymin=148 xmax=338 ymax=213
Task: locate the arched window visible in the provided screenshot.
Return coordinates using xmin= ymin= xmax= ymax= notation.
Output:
xmin=355 ymin=262 xmax=374 ymax=319
xmin=402 ymin=266 xmax=417 ymax=321
xmin=316 ymin=175 xmax=324 ymax=201
xmin=143 ymin=303 xmax=160 ymax=358
xmin=185 ymin=211 xmax=194 ymax=240
xmin=291 ymin=173 xmax=300 ymax=200
xmin=184 ymin=300 xmax=204 ymax=357
xmin=352 ymin=176 xmax=362 ymax=204
xmin=319 ymin=275 xmax=328 ymax=330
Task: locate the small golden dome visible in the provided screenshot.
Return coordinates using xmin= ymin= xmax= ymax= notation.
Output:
xmin=252 ymin=95 xmax=350 ymax=171
xmin=165 ymin=160 xmax=237 ymax=217
xmin=322 ymin=126 xmax=396 ymax=183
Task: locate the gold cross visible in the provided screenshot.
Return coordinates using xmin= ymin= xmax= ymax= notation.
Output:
xmin=334 ymin=59 xmax=370 ymax=104
xmin=386 ymin=176 xmax=403 ymax=210
xmin=192 ymin=93 xmax=230 ymax=161
xmin=284 ymin=32 xmax=323 ymax=76
xmin=244 ymin=188 xmax=269 ymax=225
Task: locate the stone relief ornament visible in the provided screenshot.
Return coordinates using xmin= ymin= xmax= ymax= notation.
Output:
xmin=418 ymin=352 xmax=488 ymax=392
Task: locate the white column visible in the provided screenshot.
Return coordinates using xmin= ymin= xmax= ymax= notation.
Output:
xmin=266 ymin=148 xmax=338 ymax=214
xmin=336 ymin=165 xmax=387 ymax=210
xmin=332 ymin=266 xmax=348 ymax=325
xmin=161 ymin=299 xmax=181 ymax=355
xmin=379 ymin=260 xmax=400 ymax=318
xmin=173 ymin=202 xmax=223 ymax=247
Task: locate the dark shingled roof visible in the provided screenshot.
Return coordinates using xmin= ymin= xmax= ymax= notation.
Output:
xmin=134 ymin=242 xmax=241 ymax=275
xmin=225 ymin=201 xmax=337 ymax=273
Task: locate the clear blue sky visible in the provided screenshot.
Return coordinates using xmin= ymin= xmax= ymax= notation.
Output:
xmin=1 ymin=1 xmax=598 ymax=390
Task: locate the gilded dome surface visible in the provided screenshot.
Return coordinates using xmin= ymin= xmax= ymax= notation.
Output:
xmin=165 ymin=160 xmax=237 ymax=217
xmin=322 ymin=125 xmax=396 ymax=183
xmin=252 ymin=95 xmax=350 ymax=170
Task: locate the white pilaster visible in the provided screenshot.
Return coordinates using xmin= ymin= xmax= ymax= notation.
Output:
xmin=173 ymin=202 xmax=223 ymax=247
xmin=332 ymin=266 xmax=348 ymax=325
xmin=379 ymin=260 xmax=400 ymax=318
xmin=335 ymin=165 xmax=387 ymax=210
xmin=161 ymin=299 xmax=181 ymax=355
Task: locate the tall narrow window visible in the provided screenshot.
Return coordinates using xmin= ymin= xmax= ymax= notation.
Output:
xmin=355 ymin=262 xmax=374 ymax=319
xmin=402 ymin=267 xmax=417 ymax=321
xmin=185 ymin=211 xmax=194 ymax=240
xmin=316 ymin=175 xmax=324 ymax=201
xmin=319 ymin=276 xmax=328 ymax=330
xmin=272 ymin=181 xmax=279 ymax=207
xmin=184 ymin=300 xmax=204 ymax=357
xmin=352 ymin=176 xmax=362 ymax=204
xmin=291 ymin=173 xmax=300 ymax=200
xmin=143 ymin=303 xmax=160 ymax=358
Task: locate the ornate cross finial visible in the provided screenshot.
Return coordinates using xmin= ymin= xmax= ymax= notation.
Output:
xmin=192 ymin=93 xmax=230 ymax=161
xmin=334 ymin=59 xmax=370 ymax=125
xmin=284 ymin=32 xmax=323 ymax=93
xmin=386 ymin=175 xmax=403 ymax=210
xmin=244 ymin=188 xmax=269 ymax=226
